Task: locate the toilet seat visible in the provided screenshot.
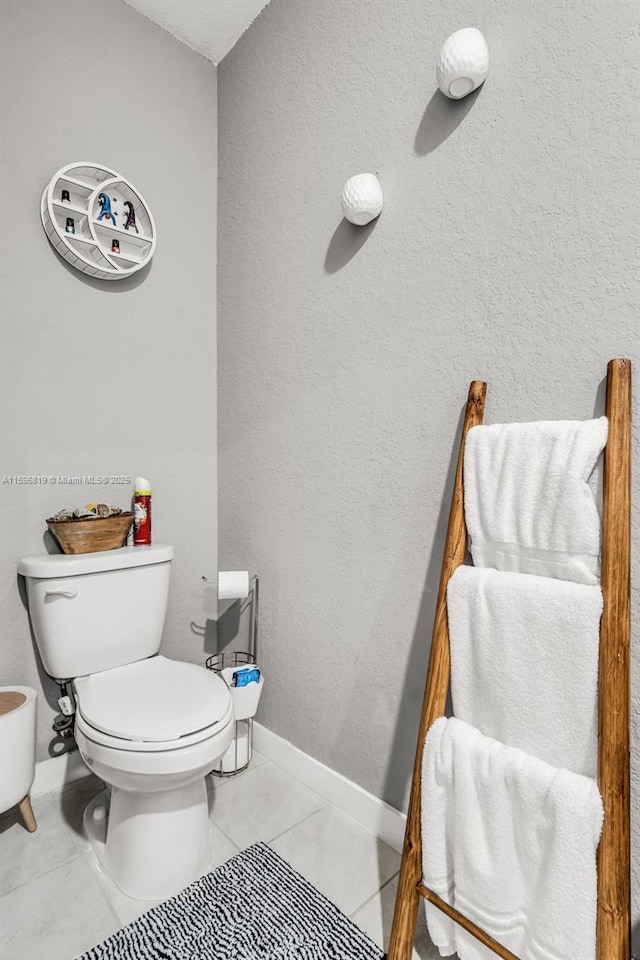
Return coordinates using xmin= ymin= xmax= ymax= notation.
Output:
xmin=74 ymin=655 xmax=233 ymax=750
xmin=74 ymin=705 xmax=234 ymax=753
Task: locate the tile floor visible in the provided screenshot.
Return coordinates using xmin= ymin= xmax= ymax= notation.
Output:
xmin=0 ymin=751 xmax=442 ymax=959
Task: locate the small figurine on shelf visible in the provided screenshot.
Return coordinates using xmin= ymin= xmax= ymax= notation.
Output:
xmin=123 ymin=200 xmax=139 ymax=234
xmin=61 ymin=189 xmax=70 ymax=203
xmin=111 ymin=239 xmax=120 ymax=254
xmin=97 ymin=192 xmax=117 ymax=225
xmin=65 ymin=217 xmax=75 ymax=235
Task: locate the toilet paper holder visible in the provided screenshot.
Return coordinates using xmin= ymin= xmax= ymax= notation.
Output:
xmin=203 ymin=573 xmax=261 ymax=777
xmin=202 ymin=570 xmax=250 ymax=601
xmin=201 ymin=573 xmax=259 ymax=654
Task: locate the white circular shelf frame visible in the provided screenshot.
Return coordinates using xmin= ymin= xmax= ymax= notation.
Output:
xmin=41 ymin=162 xmax=156 ymax=281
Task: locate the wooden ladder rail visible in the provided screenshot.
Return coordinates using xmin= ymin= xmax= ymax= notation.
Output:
xmin=597 ymin=357 xmax=632 ymax=959
xmin=387 ymin=360 xmax=632 ymax=960
xmin=387 ymin=379 xmax=487 ymax=959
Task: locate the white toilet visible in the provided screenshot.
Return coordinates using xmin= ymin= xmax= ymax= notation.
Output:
xmin=17 ymin=544 xmax=234 ymax=901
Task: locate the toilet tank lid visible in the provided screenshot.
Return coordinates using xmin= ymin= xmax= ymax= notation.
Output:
xmin=17 ymin=544 xmax=174 ymax=579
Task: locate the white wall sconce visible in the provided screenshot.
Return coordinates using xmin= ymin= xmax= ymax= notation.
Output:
xmin=340 ymin=173 xmax=384 ymax=226
xmin=436 ymin=28 xmax=489 ymax=99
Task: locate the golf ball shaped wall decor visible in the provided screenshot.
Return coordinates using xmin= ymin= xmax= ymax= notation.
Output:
xmin=436 ymin=28 xmax=489 ymax=99
xmin=340 ymin=174 xmax=384 ymax=226
xmin=41 ymin=162 xmax=156 ymax=280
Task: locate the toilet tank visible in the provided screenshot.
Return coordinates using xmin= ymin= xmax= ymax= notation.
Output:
xmin=17 ymin=545 xmax=174 ymax=680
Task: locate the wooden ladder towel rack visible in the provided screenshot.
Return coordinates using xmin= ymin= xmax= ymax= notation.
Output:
xmin=387 ymin=359 xmax=631 ymax=960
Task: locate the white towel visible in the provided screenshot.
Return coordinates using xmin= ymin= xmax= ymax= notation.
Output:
xmin=447 ymin=565 xmax=602 ymax=777
xmin=422 ymin=717 xmax=604 ymax=960
xmin=464 ymin=418 xmax=608 ymax=584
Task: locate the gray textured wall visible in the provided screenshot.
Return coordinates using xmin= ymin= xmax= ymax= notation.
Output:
xmin=217 ymin=0 xmax=639 ymax=931
xmin=0 ymin=0 xmax=217 ymax=761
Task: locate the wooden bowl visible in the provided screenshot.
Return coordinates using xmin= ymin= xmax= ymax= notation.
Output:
xmin=46 ymin=513 xmax=133 ymax=555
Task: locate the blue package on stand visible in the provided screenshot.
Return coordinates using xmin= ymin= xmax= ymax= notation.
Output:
xmin=232 ymin=666 xmax=261 ymax=688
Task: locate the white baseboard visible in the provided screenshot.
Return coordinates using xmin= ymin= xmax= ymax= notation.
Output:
xmin=252 ymin=722 xmax=406 ymax=853
xmin=32 ymin=749 xmax=90 ymax=796
xmin=30 ymin=726 xmax=408 ymax=856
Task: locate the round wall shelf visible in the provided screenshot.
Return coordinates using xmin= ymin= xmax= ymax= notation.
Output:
xmin=41 ymin=162 xmax=156 ymax=281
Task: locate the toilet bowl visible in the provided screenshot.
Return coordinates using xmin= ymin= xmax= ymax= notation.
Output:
xmin=73 ymin=655 xmax=234 ymax=900
xmin=17 ymin=544 xmax=235 ymax=902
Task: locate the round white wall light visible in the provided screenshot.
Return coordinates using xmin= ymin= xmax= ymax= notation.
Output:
xmin=340 ymin=174 xmax=384 ymax=226
xmin=436 ymin=28 xmax=489 ymax=100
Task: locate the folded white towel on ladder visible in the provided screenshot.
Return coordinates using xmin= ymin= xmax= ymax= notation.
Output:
xmin=422 ymin=717 xmax=604 ymax=960
xmin=464 ymin=417 xmax=608 ymax=584
xmin=447 ymin=565 xmax=602 ymax=777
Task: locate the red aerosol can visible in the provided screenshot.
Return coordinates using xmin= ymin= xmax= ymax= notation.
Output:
xmin=133 ymin=477 xmax=152 ymax=545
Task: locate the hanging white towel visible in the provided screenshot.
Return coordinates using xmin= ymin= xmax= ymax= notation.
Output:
xmin=447 ymin=565 xmax=602 ymax=777
xmin=464 ymin=417 xmax=607 ymax=584
xmin=422 ymin=717 xmax=603 ymax=960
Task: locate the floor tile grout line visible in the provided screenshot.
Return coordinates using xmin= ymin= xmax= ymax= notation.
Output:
xmin=348 ymin=868 xmax=400 ymax=919
xmin=208 ymin=756 xmax=330 ymax=849
xmin=68 ymin=851 xmax=123 ymax=951
xmin=0 ymin=790 xmax=54 ymax=830
xmin=207 ymin=763 xmax=263 ymax=853
xmin=95 ymin=879 xmax=123 ymax=929
xmin=206 ymin=752 xmax=267 ymax=789
xmin=264 ymin=799 xmax=330 ymax=847
xmin=83 ymin=849 xmax=155 ymax=929
xmin=0 ymin=844 xmax=90 ymax=899
xmin=246 ymin=757 xmax=400 ymax=853
xmin=206 ymin=773 xmax=254 ymax=851
xmin=46 ymin=784 xmax=104 ymax=857
xmin=207 ymin=817 xmax=242 ymax=853
xmin=0 ymin=786 xmax=100 ymax=898
xmin=250 ymin=754 xmax=327 ymax=803
xmin=205 ymin=757 xmax=270 ymax=804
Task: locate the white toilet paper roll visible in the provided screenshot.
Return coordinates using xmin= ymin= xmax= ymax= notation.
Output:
xmin=218 ymin=571 xmax=250 ymax=600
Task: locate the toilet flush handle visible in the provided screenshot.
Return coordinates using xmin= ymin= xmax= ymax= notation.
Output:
xmin=44 ymin=588 xmax=78 ymax=600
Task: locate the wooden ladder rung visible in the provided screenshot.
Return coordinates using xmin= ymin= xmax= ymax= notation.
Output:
xmin=417 ymin=885 xmax=521 ymax=960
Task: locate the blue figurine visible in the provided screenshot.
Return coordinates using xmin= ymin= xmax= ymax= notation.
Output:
xmin=123 ymin=200 xmax=139 ymax=234
xmin=97 ymin=193 xmax=116 ymax=225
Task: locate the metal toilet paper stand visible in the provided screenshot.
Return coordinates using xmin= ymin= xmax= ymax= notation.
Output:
xmin=204 ymin=574 xmax=262 ymax=777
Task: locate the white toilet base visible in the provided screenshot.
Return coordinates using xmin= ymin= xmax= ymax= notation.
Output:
xmin=84 ymin=783 xmax=211 ymax=901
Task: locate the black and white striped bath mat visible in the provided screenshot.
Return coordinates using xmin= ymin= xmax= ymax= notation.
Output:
xmin=81 ymin=842 xmax=385 ymax=959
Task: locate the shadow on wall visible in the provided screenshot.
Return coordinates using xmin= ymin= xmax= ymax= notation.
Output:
xmin=324 ymin=217 xmax=378 ymax=274
xmin=414 ymin=86 xmax=482 ymax=156
xmin=324 ymin=86 xmax=481 ymax=274
xmin=593 ymin=376 xmax=606 ymax=417
xmin=190 ymin=617 xmax=218 ymax=656
xmin=190 ymin=596 xmax=253 ymax=659
xmin=380 ymin=403 xmax=466 ymax=812
xmin=216 ymin=600 xmax=247 ymax=652
xmin=632 ymin=919 xmax=640 ymax=960
xmin=51 ymin=246 xmax=152 ymax=292
xmin=43 ymin=529 xmax=60 ymax=555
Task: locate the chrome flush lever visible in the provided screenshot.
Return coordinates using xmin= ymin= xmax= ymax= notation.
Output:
xmin=44 ymin=589 xmax=78 ymax=600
